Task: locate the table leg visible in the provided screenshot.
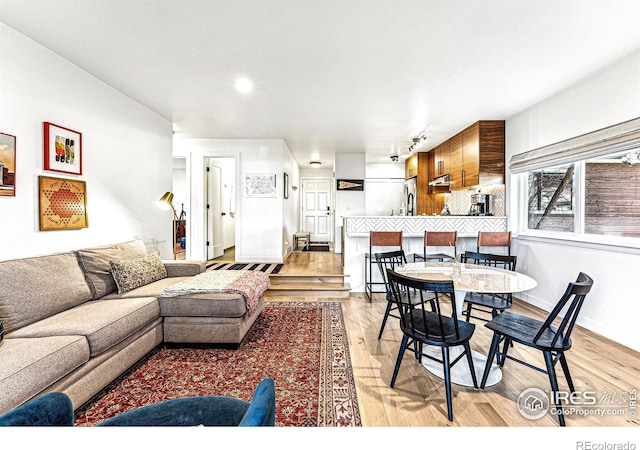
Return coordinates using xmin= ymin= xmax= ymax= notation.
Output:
xmin=419 ymin=289 xmax=502 ymax=387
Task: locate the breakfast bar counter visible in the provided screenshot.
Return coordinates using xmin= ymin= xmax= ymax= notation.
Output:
xmin=340 ymin=215 xmax=508 ymax=292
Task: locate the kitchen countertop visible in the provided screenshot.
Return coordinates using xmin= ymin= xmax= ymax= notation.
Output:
xmin=342 ymin=215 xmax=508 ymax=237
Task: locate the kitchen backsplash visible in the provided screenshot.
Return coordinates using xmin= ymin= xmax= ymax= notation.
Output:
xmin=447 ymin=185 xmax=505 ymax=216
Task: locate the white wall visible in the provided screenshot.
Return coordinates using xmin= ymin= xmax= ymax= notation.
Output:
xmin=282 ymin=143 xmax=300 ymax=256
xmin=0 ymin=23 xmax=174 ymax=261
xmin=506 ymin=50 xmax=640 ymax=351
xmin=173 ymin=138 xmax=296 ymax=263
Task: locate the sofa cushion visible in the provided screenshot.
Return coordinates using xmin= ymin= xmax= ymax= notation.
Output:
xmin=101 ymin=276 xmax=193 ymax=300
xmin=0 ymin=252 xmax=93 ymax=333
xmin=0 ymin=336 xmax=90 ymax=415
xmin=158 ymin=292 xmax=248 ymax=318
xmin=76 ymin=240 xmax=148 ymax=299
xmin=110 ymin=253 xmax=168 ymax=294
xmin=6 ymin=297 xmax=160 ymax=357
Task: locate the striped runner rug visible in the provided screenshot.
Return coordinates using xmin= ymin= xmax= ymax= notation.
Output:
xmin=206 ymin=261 xmax=284 ymax=274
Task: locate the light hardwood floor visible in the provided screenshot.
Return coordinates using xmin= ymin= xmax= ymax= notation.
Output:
xmin=273 ymin=250 xmax=640 ymax=427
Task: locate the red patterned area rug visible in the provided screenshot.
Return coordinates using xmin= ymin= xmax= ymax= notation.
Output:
xmin=74 ymin=301 xmax=361 ymax=427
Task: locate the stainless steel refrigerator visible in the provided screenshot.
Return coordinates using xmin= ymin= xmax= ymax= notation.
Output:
xmin=403 ymin=177 xmax=417 ymax=216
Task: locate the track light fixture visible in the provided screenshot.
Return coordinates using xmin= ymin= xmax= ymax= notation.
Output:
xmin=390 ymin=155 xmax=399 ymax=162
xmin=408 ymin=134 xmax=426 ymax=153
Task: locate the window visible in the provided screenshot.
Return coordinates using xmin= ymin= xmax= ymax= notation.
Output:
xmin=527 ymin=164 xmax=575 ymax=232
xmin=511 ymin=117 xmax=640 ymax=241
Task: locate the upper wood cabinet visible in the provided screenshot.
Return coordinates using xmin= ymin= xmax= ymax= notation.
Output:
xmin=404 ymin=151 xmax=430 ymax=215
xmin=405 ymin=153 xmax=418 ymax=179
xmin=448 ymin=133 xmax=463 ymax=189
xmin=432 ymin=120 xmax=505 ymax=190
xmin=434 ymin=140 xmax=450 ymax=176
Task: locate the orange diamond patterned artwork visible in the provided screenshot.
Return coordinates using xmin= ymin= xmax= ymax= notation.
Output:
xmin=39 ymin=175 xmax=88 ymax=231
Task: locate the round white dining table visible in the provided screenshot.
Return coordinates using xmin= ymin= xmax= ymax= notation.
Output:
xmin=395 ymin=261 xmax=537 ymax=387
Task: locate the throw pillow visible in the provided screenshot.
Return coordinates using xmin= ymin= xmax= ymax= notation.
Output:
xmin=110 ymin=253 xmax=168 ymax=294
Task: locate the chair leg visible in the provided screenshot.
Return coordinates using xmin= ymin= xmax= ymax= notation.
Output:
xmin=481 ymin=333 xmax=500 ymax=389
xmin=558 ymin=353 xmax=575 ymax=393
xmin=498 ymin=337 xmax=512 ymax=367
xmin=463 ymin=343 xmax=478 ymax=389
xmin=390 ymin=334 xmax=409 ymax=388
xmin=464 ymin=303 xmax=472 ymax=322
xmin=543 ymin=351 xmax=566 ymax=427
xmin=442 ymin=347 xmax=454 ymax=421
xmin=365 ymin=257 xmax=372 ymax=301
xmin=378 ymin=300 xmax=393 ymax=339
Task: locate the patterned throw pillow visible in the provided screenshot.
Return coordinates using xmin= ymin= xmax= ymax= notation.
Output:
xmin=109 ymin=253 xmax=168 ymax=294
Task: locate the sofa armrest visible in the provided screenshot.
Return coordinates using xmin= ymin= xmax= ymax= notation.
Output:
xmin=162 ymin=260 xmax=205 ymax=277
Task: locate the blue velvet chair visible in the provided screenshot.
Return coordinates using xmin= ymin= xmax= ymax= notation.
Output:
xmin=0 ymin=378 xmax=276 ymax=427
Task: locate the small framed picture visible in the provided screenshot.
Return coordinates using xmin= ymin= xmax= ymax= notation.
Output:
xmin=284 ymin=172 xmax=289 ymax=199
xmin=245 ymin=173 xmax=277 ymax=197
xmin=44 ymin=122 xmax=82 ymax=175
xmin=0 ymin=132 xmax=16 ymax=197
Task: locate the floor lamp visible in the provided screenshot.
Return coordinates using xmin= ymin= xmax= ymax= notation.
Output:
xmin=157 ymin=191 xmax=178 ymax=258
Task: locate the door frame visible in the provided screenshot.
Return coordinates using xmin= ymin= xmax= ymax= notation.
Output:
xmin=300 ymin=176 xmax=334 ymax=244
xmin=205 ymin=158 xmax=224 ymax=260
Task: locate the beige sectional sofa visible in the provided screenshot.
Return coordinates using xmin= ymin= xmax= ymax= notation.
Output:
xmin=0 ymin=240 xmax=265 ymax=416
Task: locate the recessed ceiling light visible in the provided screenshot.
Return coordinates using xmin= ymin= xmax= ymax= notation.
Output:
xmin=235 ymin=77 xmax=253 ymax=94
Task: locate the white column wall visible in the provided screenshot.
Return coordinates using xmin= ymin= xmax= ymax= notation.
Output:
xmin=0 ymin=23 xmax=174 ymax=260
xmin=506 ymin=50 xmax=640 ymax=351
xmin=173 ymin=138 xmax=292 ymax=263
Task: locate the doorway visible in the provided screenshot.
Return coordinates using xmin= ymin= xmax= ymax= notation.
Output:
xmin=205 ymin=157 xmax=237 ymax=260
xmin=301 ymin=177 xmax=333 ymax=243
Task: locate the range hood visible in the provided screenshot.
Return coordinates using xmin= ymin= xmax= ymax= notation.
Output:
xmin=428 ymin=174 xmax=451 ymax=187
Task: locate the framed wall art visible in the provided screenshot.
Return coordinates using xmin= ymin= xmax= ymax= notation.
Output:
xmin=44 ymin=122 xmax=83 ymax=175
xmin=337 ymin=179 xmax=364 ymax=191
xmin=245 ymin=173 xmax=277 ymax=197
xmin=0 ymin=132 xmax=16 ymax=197
xmin=39 ymin=175 xmax=88 ymax=231
xmin=284 ymin=172 xmax=289 ymax=199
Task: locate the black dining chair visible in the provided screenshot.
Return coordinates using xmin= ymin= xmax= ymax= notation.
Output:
xmin=479 ymin=272 xmax=594 ymax=426
xmin=374 ymin=250 xmax=408 ymax=339
xmin=387 ymin=269 xmax=478 ymax=422
xmin=459 ymin=251 xmax=518 ymax=323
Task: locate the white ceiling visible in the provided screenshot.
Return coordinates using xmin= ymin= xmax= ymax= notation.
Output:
xmin=2 ymin=0 xmax=640 ymax=168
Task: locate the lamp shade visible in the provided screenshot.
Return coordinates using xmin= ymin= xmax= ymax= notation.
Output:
xmin=158 ymin=192 xmax=174 ymax=209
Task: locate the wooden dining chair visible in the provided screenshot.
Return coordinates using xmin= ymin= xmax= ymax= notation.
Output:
xmin=477 ymin=231 xmax=512 ymax=255
xmin=364 ymin=231 xmax=403 ymax=301
xmin=459 ymin=251 xmax=518 ymax=322
xmin=387 ymin=269 xmax=477 ymax=422
xmin=413 ymin=231 xmax=457 ymax=262
xmin=480 ymin=272 xmax=594 ymax=426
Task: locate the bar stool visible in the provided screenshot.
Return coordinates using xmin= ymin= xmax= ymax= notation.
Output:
xmin=477 ymin=231 xmax=512 ymax=255
xmin=413 ymin=231 xmax=457 ymax=262
xmin=364 ymin=231 xmax=403 ymax=301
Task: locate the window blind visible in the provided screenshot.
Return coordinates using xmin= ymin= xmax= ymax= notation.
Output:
xmin=509 ymin=117 xmax=640 ymax=173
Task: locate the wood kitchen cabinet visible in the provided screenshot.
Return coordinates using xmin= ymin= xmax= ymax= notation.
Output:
xmin=405 ymin=153 xmax=418 ymax=179
xmin=443 ymin=120 xmax=505 ymax=190
xmin=433 ymin=140 xmax=450 ymax=176
xmin=404 ymin=151 xmax=430 ymax=215
xmin=448 ymin=133 xmax=463 ymax=189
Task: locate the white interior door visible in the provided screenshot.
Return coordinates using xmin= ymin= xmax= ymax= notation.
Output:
xmin=206 ymin=160 xmax=224 ymax=260
xmin=301 ymin=178 xmax=332 ymax=242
